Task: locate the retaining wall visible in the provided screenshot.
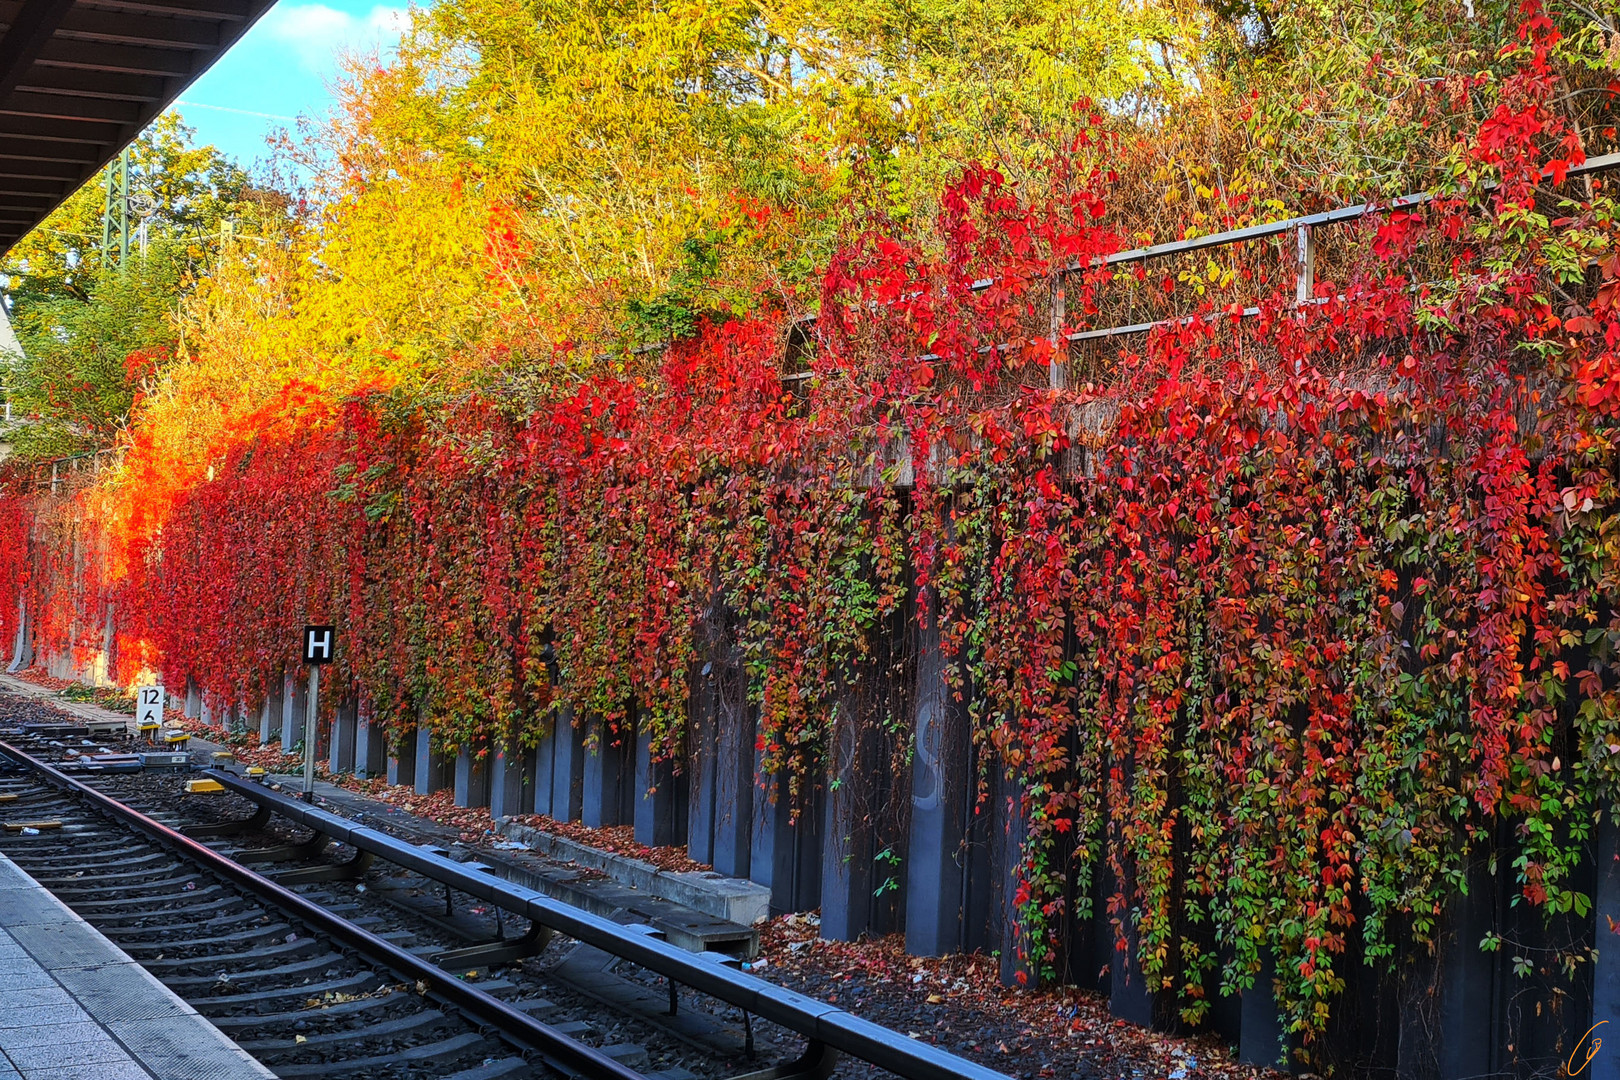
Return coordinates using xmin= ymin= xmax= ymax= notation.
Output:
xmin=9 ymin=582 xmax=1619 ymax=1080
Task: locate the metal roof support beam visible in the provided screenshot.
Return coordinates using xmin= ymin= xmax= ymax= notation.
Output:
xmin=54 ymin=8 xmax=225 ymax=49
xmin=0 ymin=89 xmax=142 ymax=120
xmin=91 ymin=0 xmax=251 ymax=19
xmin=0 ymin=114 xmax=125 ymax=141
xmin=14 ymin=67 xmax=168 ymax=100
xmin=36 ymin=40 xmax=197 ymax=78
xmin=0 ymin=0 xmax=76 ymax=101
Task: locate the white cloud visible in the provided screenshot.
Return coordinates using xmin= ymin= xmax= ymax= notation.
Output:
xmin=262 ymin=4 xmax=409 ymax=71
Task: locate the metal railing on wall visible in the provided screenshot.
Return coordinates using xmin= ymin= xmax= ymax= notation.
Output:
xmin=1061 ymin=151 xmax=1620 ymax=344
xmin=779 ymin=150 xmax=1620 ymax=390
xmin=6 ymin=155 xmax=1616 ymax=491
xmin=28 ymin=447 xmax=121 ymax=495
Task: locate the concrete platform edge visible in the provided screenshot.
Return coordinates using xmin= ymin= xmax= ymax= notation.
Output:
xmin=0 ymin=852 xmax=274 ymax=1080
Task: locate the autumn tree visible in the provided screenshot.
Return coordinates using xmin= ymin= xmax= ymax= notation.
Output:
xmin=0 ymin=114 xmax=289 ymax=460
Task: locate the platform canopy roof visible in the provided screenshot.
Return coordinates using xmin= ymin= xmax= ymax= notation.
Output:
xmin=0 ymin=0 xmax=277 ymax=255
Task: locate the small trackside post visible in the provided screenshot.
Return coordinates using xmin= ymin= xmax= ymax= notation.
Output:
xmin=302 ymin=665 xmax=318 ymax=801
xmin=301 ymin=624 xmax=335 ymax=803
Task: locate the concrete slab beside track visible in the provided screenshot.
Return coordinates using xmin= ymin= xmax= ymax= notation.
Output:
xmin=0 ymin=850 xmax=275 ymax=1080
xmin=0 ymin=674 xmax=134 ymax=733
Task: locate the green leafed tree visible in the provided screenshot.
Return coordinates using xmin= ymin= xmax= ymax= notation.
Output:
xmin=0 ymin=113 xmax=290 ymax=462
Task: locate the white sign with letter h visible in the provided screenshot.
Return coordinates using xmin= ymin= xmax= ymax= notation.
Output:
xmin=303 ymin=625 xmax=335 ymax=666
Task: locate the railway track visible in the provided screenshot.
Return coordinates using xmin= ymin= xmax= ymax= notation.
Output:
xmin=0 ymin=726 xmax=1012 ymax=1080
xmin=0 ymin=736 xmax=728 ymax=1080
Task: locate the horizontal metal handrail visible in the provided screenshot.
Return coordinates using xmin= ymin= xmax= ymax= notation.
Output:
xmin=1084 ymin=150 xmax=1620 ymax=271
xmin=786 ymin=150 xmax=1620 ymax=348
xmin=203 ymin=768 xmax=1013 ymax=1080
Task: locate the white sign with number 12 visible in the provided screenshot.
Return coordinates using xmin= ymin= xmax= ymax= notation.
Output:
xmin=137 ymin=684 xmax=165 ymax=728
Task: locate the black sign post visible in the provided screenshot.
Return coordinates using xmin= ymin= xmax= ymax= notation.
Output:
xmin=301 ymin=625 xmax=335 ymax=802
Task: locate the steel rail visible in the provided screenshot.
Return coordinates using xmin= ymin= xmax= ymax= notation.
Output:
xmin=201 ymin=768 xmax=1014 ymax=1080
xmin=0 ymin=741 xmax=650 ymax=1080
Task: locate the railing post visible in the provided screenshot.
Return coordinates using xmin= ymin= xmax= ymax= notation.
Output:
xmin=686 ymin=667 xmax=717 ymax=864
xmin=1237 ymin=950 xmax=1286 ymax=1066
xmin=413 ymin=717 xmax=442 ymax=794
xmin=280 ymin=668 xmax=306 ymax=749
xmin=820 ymin=699 xmax=877 ymax=941
xmin=531 ymin=712 xmax=561 ymax=817
xmin=905 ymin=599 xmax=969 ymax=956
xmin=547 ymin=705 xmax=585 ymax=821
xmin=712 ymin=675 xmax=754 ymax=878
xmin=386 ymin=723 xmax=416 ymax=788
xmin=489 ymin=742 xmax=532 ymax=817
xmin=1049 ymin=275 xmax=1067 ymax=391
xmin=7 ymin=593 xmax=27 ymax=672
xmin=633 ymin=722 xmax=681 ymax=847
xmin=582 ymin=714 xmax=629 ymax=827
xmin=329 ymin=698 xmax=356 ymax=774
xmin=454 ymin=746 xmax=491 ymax=808
xmin=1295 ymin=224 xmax=1315 ymax=305
xmin=354 ymin=701 xmax=386 ymax=778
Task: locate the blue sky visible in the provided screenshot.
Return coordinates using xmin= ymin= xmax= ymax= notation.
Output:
xmin=168 ymin=0 xmax=411 ymax=173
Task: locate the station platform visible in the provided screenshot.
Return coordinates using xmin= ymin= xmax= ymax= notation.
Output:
xmin=0 ymin=852 xmax=274 ymax=1080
